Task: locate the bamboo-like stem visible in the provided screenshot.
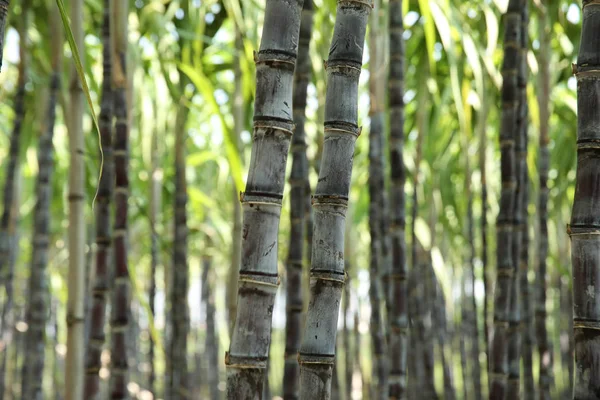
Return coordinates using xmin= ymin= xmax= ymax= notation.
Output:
xmin=0 ymin=0 xmax=8 ymax=71
xmin=167 ymin=105 xmax=190 ymax=399
xmin=65 ymin=0 xmax=87 ymax=394
xmin=506 ymin=1 xmax=529 ymax=396
xmin=489 ymin=1 xmax=522 ymax=397
xmin=202 ymin=254 xmax=219 ymax=400
xmin=83 ymin=0 xmax=113 ymax=396
xmin=368 ymin=0 xmax=388 ymax=395
xmin=297 ymin=1 xmax=370 ymax=397
xmin=569 ymin=1 xmax=600 ymax=398
xmin=225 ymin=0 xmax=304 ymax=396
xmin=535 ymin=3 xmax=552 ymax=398
xmin=0 ymin=3 xmax=27 ymax=397
xmin=109 ymin=0 xmax=131 ymax=397
xmin=21 ymin=8 xmax=61 ymax=398
xmin=387 ymin=0 xmax=407 ymax=397
xmin=283 ymin=1 xmax=313 ymax=398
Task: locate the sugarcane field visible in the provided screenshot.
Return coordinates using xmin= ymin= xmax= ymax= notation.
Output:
xmin=0 ymin=0 xmax=593 ymax=399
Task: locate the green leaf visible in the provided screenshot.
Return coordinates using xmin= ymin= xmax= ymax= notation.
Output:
xmin=187 ymin=150 xmax=220 ymax=167
xmin=178 ymin=63 xmax=245 ymax=192
xmin=54 ymin=0 xmax=103 ymax=207
xmin=418 ymin=0 xmax=436 ymax=75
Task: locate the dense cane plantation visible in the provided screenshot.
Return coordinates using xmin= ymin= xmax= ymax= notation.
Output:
xmin=0 ymin=0 xmax=593 ymax=398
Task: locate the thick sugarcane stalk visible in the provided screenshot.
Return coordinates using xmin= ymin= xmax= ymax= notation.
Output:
xmin=297 ymin=1 xmax=370 ymax=397
xmin=21 ymin=9 xmax=61 ymax=398
xmin=569 ymin=1 xmax=600 ymax=398
xmin=109 ymin=0 xmax=131 ymax=397
xmin=535 ymin=3 xmax=552 ymax=398
xmin=84 ymin=0 xmax=113 ymax=396
xmin=489 ymin=1 xmax=522 ymax=398
xmin=282 ymin=2 xmax=313 ymax=398
xmin=225 ymin=0 xmax=304 ymax=396
xmin=387 ymin=0 xmax=407 ymax=397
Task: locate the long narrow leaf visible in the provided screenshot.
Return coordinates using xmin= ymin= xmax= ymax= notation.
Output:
xmin=179 ymin=63 xmax=245 ymax=192
xmin=55 ymin=0 xmax=103 ymax=207
xmin=418 ymin=0 xmax=436 ymax=75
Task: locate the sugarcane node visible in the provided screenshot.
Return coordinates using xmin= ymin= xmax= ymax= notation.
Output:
xmin=577 ymin=141 xmax=600 ymax=150
xmin=297 ymin=352 xmax=335 ymax=365
xmin=224 ymin=353 xmax=268 ymax=369
xmin=286 ymin=304 xmax=304 ymax=312
xmin=65 ymin=313 xmax=85 ymax=326
xmin=255 ymin=56 xmax=296 ymax=68
xmin=575 ymin=69 xmax=600 ymax=80
xmin=324 ymin=126 xmax=360 ymax=137
xmin=574 ymin=319 xmax=600 ymax=330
